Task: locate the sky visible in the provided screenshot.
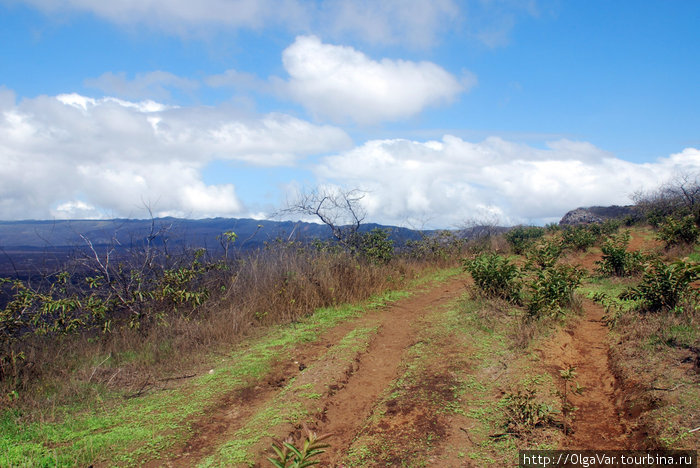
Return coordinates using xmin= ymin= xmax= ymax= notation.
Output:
xmin=1 ymin=0 xmax=699 ymax=228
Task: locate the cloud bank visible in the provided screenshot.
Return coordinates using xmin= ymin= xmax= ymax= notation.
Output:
xmin=0 ymin=90 xmax=350 ymax=219
xmin=281 ymin=36 xmax=467 ymax=124
xmin=315 ymin=136 xmax=700 ymax=227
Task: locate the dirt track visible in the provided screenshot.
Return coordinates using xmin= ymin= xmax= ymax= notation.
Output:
xmin=156 ymin=269 xmax=643 ymax=466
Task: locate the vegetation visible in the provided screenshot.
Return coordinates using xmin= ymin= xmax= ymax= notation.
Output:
xmin=526 ymin=264 xmax=583 ymax=318
xmin=504 ymin=225 xmax=545 ymax=254
xmin=595 ymin=231 xmax=646 ymax=277
xmin=463 ymin=253 xmax=521 ymax=303
xmin=623 ymin=259 xmax=700 ymax=312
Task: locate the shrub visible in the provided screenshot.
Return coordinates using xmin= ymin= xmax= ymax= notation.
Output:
xmin=561 ymin=225 xmax=598 ymax=251
xmin=504 ymin=226 xmax=546 ymax=254
xmin=463 ymin=253 xmax=521 ymax=303
xmin=356 ymin=228 xmax=394 ymax=264
xmin=525 ymin=238 xmax=563 ymax=270
xmin=657 ymin=215 xmax=699 ymax=248
xmin=527 ymin=264 xmax=584 ymax=317
xmin=595 ymin=231 xmax=645 ymax=277
xmin=624 ymin=260 xmax=700 ymax=312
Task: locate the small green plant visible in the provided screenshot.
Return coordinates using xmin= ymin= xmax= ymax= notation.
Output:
xmin=561 ymin=225 xmax=598 ymax=251
xmin=657 ymin=215 xmax=699 ymax=248
xmin=463 ymin=253 xmax=521 ymax=303
xmin=504 ymin=226 xmax=546 ymax=254
xmin=502 ymin=388 xmax=555 ymax=435
xmin=527 ymin=264 xmax=584 ymax=317
xmin=268 ymin=425 xmax=333 ymax=468
xmin=525 ymin=238 xmax=563 ymax=270
xmin=624 ymin=259 xmax=700 ymax=312
xmin=559 ymin=366 xmax=581 ymax=436
xmin=596 ymin=231 xmax=645 ymax=277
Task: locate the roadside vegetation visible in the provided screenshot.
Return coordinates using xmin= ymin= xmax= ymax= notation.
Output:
xmin=2 ymin=175 xmax=699 ymax=466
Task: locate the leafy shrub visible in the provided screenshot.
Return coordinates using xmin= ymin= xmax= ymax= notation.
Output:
xmin=525 ymin=238 xmax=563 ymax=270
xmin=595 ymin=231 xmax=645 ymax=277
xmin=463 ymin=253 xmax=521 ymax=303
xmin=501 ymin=388 xmax=555 ymax=435
xmin=527 ymin=264 xmax=584 ymax=317
xmin=600 ymin=219 xmax=622 ymax=235
xmin=356 ymin=228 xmax=394 ymax=264
xmin=504 ymin=226 xmax=546 ymax=254
xmin=624 ymin=260 xmax=700 ymax=312
xmin=561 ymin=225 xmax=598 ymax=251
xmin=657 ymin=215 xmax=699 ymax=248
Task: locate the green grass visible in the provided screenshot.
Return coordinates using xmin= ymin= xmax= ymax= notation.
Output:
xmin=1 ymin=267 xmax=460 ymax=467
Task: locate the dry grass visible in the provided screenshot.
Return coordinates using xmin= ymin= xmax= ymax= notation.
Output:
xmin=2 ymin=240 xmax=463 ymax=411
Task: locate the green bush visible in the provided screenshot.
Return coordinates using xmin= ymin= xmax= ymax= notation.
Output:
xmin=624 ymin=260 xmax=700 ymax=312
xmin=657 ymin=215 xmax=699 ymax=248
xmin=527 ymin=264 xmax=584 ymax=317
xmin=356 ymin=228 xmax=394 ymax=264
xmin=595 ymin=231 xmax=645 ymax=277
xmin=463 ymin=253 xmax=521 ymax=303
xmin=525 ymin=238 xmax=563 ymax=270
xmin=561 ymin=225 xmax=598 ymax=251
xmin=504 ymin=226 xmax=546 ymax=254
xmin=501 ymin=388 xmax=555 ymax=435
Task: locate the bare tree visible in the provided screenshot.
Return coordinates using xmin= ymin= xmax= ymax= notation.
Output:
xmin=279 ymin=187 xmax=367 ymax=246
xmin=632 ymin=172 xmax=700 ymax=222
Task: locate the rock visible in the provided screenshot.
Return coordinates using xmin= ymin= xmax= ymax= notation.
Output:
xmin=559 ymin=205 xmax=638 ymax=226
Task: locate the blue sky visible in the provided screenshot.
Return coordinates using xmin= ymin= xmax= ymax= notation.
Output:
xmin=1 ymin=0 xmax=699 ymax=227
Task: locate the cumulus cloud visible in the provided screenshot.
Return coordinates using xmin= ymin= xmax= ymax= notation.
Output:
xmin=314 ymin=136 xmax=700 ymax=227
xmin=281 ymin=36 xmax=467 ymax=124
xmin=0 ymin=91 xmax=351 ymax=220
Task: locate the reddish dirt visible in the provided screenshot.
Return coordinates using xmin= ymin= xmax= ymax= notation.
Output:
xmin=539 ymin=298 xmax=640 ymax=449
xmin=273 ymin=277 xmax=466 ymax=466
xmin=154 ymin=275 xmax=466 ymax=467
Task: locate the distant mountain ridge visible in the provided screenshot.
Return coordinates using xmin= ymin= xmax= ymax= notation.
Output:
xmin=0 ymin=217 xmax=436 ymax=278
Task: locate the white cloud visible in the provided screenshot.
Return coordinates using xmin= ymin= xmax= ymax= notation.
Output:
xmin=314 ymin=136 xmax=700 ymax=227
xmin=0 ymin=91 xmax=351 ymax=220
xmin=318 ymin=0 xmax=459 ymax=48
xmin=281 ymin=36 xmax=467 ymax=124
xmin=85 ymin=71 xmax=199 ymax=101
xmin=16 ymin=0 xmax=309 ymax=31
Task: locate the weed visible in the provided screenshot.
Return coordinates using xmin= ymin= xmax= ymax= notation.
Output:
xmin=595 ymin=231 xmax=646 ymax=277
xmin=504 ymin=226 xmax=546 ymax=255
xmin=558 ymin=366 xmax=581 ymax=436
xmin=501 ymin=388 xmax=555 ymax=435
xmin=463 ymin=253 xmax=521 ymax=303
xmin=624 ymin=259 xmax=700 ymax=312
xmin=657 ymin=215 xmax=699 ymax=248
xmin=527 ymin=264 xmax=584 ymax=318
xmin=267 ymin=425 xmax=332 ymax=468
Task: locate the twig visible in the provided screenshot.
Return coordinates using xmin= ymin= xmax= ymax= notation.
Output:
xmin=88 ymin=354 xmax=111 ymax=383
xmin=459 ymin=426 xmax=476 ymax=444
xmin=158 ymin=373 xmax=196 ymax=382
xmin=651 ymin=382 xmax=695 ymax=392
xmin=106 ymin=369 xmax=121 ymax=386
xmin=125 ymin=380 xmax=153 ymax=399
xmin=689 ymin=426 xmax=700 ymax=433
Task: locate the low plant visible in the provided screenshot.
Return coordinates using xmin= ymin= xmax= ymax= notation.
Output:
xmin=463 ymin=253 xmax=521 ymax=303
xmin=501 ymin=388 xmax=555 ymax=435
xmin=268 ymin=425 xmax=332 ymax=468
xmin=623 ymin=259 xmax=700 ymax=312
xmin=561 ymin=225 xmax=598 ymax=251
xmin=596 ymin=231 xmax=646 ymax=277
xmin=559 ymin=366 xmax=582 ymax=436
xmin=657 ymin=215 xmax=699 ymax=248
xmin=525 ymin=238 xmax=563 ymax=270
xmin=504 ymin=226 xmax=546 ymax=254
xmin=527 ymin=264 xmax=584 ymax=317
